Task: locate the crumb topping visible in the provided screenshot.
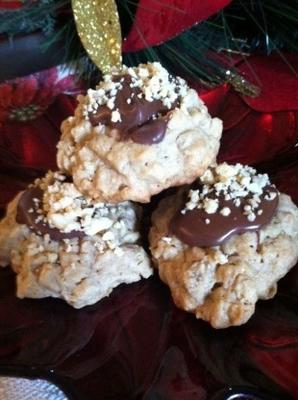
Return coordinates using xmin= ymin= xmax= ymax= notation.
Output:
xmin=26 ymin=172 xmax=140 ymax=251
xmin=83 ymin=62 xmax=188 ymax=120
xmin=182 ymin=163 xmax=277 ymax=222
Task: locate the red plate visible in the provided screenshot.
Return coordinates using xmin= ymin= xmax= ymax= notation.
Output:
xmin=0 ymin=71 xmax=297 ymax=398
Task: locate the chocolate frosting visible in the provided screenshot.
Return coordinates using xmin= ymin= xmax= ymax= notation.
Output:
xmin=170 ymin=186 xmax=279 ymax=247
xmin=16 ymin=187 xmax=85 ymax=241
xmin=88 ymin=75 xmax=177 ymax=145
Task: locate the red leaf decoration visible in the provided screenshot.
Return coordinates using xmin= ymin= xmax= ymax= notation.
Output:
xmin=193 ymin=54 xmax=298 ymax=167
xmin=0 ymin=1 xmax=23 ymax=10
xmin=274 ymin=159 xmax=298 ymax=204
xmin=198 ymin=83 xmax=230 ymax=118
xmin=122 ymin=0 xmax=231 ymax=52
xmin=245 ymin=292 xmax=298 ymax=396
xmin=218 ymin=110 xmax=298 ymax=166
xmin=239 ymin=54 xmax=298 ymax=112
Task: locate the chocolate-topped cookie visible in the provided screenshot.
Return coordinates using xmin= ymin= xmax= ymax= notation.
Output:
xmin=0 ymin=172 xmax=152 ymax=308
xmin=149 ymin=163 xmax=298 ymax=328
xmin=57 ymin=62 xmax=222 ymax=203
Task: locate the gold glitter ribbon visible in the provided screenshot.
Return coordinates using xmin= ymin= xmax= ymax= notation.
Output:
xmin=225 ymin=70 xmax=260 ymax=97
xmin=72 ymin=0 xmax=122 ymax=73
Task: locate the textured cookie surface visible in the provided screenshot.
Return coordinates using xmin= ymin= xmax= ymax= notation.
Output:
xmin=57 ymin=62 xmax=222 ymax=203
xmin=0 ymin=174 xmax=152 ymax=308
xmin=149 ymin=165 xmax=298 ymax=328
xmin=11 ymin=232 xmax=151 ymax=309
xmin=0 ymin=193 xmax=28 ymax=267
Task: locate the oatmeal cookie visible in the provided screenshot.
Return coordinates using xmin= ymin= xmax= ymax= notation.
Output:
xmin=11 ymin=233 xmax=151 ymax=308
xmin=0 ymin=193 xmax=28 ymax=267
xmin=0 ymin=172 xmax=152 ymax=308
xmin=149 ymin=163 xmax=298 ymax=328
xmin=57 ymin=62 xmax=222 ymax=203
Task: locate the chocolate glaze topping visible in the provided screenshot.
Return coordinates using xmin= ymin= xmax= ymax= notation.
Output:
xmin=170 ymin=185 xmax=279 ymax=247
xmin=88 ymin=75 xmax=177 ymax=145
xmin=16 ymin=187 xmax=85 ymax=241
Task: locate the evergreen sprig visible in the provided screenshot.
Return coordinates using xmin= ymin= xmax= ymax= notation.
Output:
xmin=0 ymin=0 xmax=297 ymax=92
xmin=0 ymin=0 xmax=69 ymax=36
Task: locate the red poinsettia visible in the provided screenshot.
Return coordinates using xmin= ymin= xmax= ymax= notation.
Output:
xmin=122 ymin=0 xmax=231 ymax=52
xmin=0 ymin=67 xmax=83 ymax=126
xmin=0 ymin=54 xmax=297 ymax=206
xmin=198 ymin=54 xmax=298 ymax=170
xmin=0 ymin=94 xmax=78 ymax=180
xmin=0 ymin=66 xmax=83 ymax=179
xmin=0 ymin=0 xmax=24 ymax=10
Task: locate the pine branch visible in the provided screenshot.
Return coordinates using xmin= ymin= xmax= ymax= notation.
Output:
xmin=0 ymin=0 xmax=297 ymax=92
xmin=0 ymin=0 xmax=69 ymax=36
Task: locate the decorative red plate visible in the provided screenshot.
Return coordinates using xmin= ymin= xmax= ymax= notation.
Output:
xmin=0 ymin=67 xmax=297 ymax=399
xmin=0 ymin=263 xmax=297 ymax=400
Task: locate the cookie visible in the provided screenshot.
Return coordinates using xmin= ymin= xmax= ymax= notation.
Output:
xmin=0 ymin=172 xmax=152 ymax=308
xmin=0 ymin=193 xmax=27 ymax=267
xmin=149 ymin=163 xmax=298 ymax=328
xmin=57 ymin=62 xmax=222 ymax=203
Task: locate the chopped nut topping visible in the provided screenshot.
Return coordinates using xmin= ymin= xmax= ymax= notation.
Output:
xmin=27 ymin=171 xmax=139 ymax=250
xmin=247 ymin=213 xmax=256 ymax=222
xmin=83 ymin=62 xmax=188 ymax=122
xmin=111 ymin=110 xmax=121 ymax=123
xmin=162 ymin=236 xmax=172 ymax=243
xmin=203 ymin=198 xmax=219 ymax=214
xmin=182 ymin=163 xmax=277 ymax=222
xmin=220 ymin=207 xmax=231 ymax=216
